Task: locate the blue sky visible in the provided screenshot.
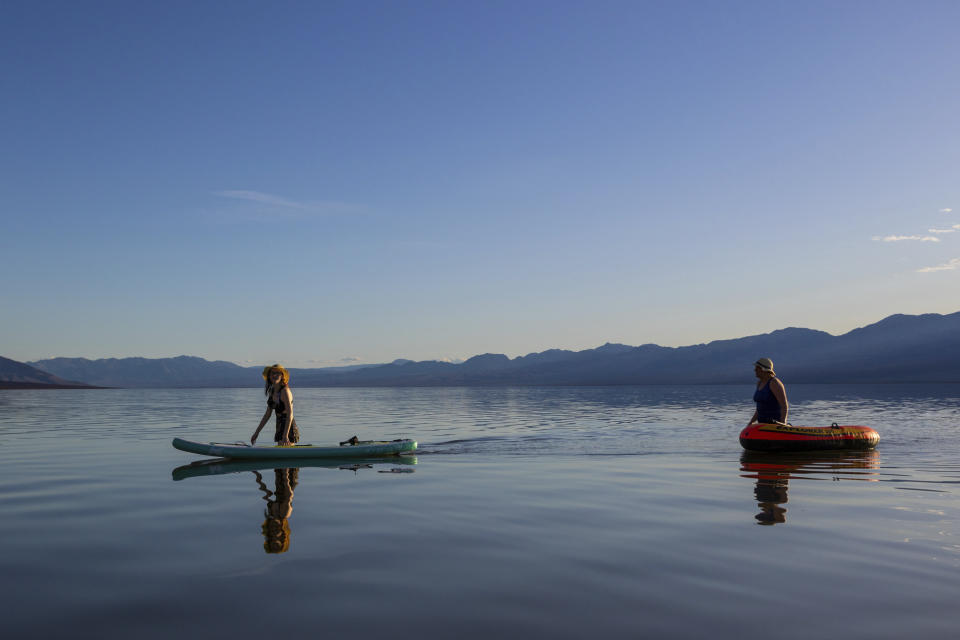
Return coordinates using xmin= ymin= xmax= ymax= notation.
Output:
xmin=2 ymin=1 xmax=958 ymax=367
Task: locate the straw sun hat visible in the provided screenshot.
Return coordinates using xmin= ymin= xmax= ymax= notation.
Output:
xmin=261 ymin=364 xmax=290 ymax=385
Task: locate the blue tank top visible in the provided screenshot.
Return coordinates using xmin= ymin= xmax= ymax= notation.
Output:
xmin=753 ymin=380 xmax=781 ymax=423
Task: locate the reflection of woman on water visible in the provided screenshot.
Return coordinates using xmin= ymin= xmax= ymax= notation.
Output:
xmin=748 ymin=463 xmax=789 ymax=525
xmin=741 ymin=451 xmax=880 ymax=526
xmin=747 ymin=358 xmax=788 ymax=426
xmin=252 ymin=364 xmax=300 ymax=446
xmin=253 ymin=468 xmax=298 ymax=553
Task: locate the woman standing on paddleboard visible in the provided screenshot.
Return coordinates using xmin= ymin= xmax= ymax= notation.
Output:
xmin=747 ymin=357 xmax=788 ymax=427
xmin=251 ymin=364 xmax=300 ymax=446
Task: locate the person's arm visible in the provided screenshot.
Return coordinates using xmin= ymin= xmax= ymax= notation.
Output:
xmin=770 ymin=378 xmax=788 ymax=423
xmin=252 ymin=406 xmax=272 ymax=445
xmin=747 ymin=409 xmax=758 ymax=428
xmin=278 ymin=388 xmax=294 ymax=445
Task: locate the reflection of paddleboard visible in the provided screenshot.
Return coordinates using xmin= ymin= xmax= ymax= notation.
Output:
xmin=739 ymin=423 xmax=879 ymax=452
xmin=172 ymin=437 xmax=417 ymax=460
xmin=171 ymin=455 xmax=417 ymax=481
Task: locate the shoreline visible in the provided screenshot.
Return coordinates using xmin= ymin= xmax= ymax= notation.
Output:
xmin=0 ymin=382 xmax=106 ymax=390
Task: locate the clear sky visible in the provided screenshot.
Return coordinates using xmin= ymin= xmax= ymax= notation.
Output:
xmin=2 ymin=1 xmax=958 ymax=367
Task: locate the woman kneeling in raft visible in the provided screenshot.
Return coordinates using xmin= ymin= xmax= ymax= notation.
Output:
xmin=251 ymin=364 xmax=301 ymax=446
xmin=747 ymin=358 xmax=788 ymax=427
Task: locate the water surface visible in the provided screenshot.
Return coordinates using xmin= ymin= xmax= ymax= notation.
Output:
xmin=2 ymin=385 xmax=959 ymax=638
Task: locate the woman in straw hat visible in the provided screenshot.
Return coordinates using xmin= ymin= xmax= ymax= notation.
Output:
xmin=747 ymin=357 xmax=788 ymax=427
xmin=251 ymin=364 xmax=300 ymax=446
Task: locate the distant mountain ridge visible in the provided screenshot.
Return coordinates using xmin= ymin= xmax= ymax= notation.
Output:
xmin=295 ymin=312 xmax=960 ymax=386
xmin=23 ymin=311 xmax=960 ymax=388
xmin=25 ymin=355 xmax=382 ymax=389
xmin=0 ymin=356 xmax=96 ymax=388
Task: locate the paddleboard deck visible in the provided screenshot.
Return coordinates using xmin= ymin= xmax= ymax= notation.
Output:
xmin=172 ymin=437 xmax=417 ymax=460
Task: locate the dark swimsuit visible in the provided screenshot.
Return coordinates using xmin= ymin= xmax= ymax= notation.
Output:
xmin=753 ymin=379 xmax=782 ymax=424
xmin=268 ymin=385 xmax=300 ymax=443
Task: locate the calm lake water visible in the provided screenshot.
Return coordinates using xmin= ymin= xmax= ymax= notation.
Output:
xmin=2 ymin=384 xmax=960 ymax=639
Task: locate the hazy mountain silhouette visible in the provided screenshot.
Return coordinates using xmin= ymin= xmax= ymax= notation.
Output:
xmin=282 ymin=312 xmax=960 ymax=386
xmin=26 ymin=355 xmax=381 ymax=388
xmin=26 ymin=311 xmax=960 ymax=388
xmin=27 ymin=355 xmax=248 ymax=388
xmin=0 ymin=356 xmax=97 ymax=388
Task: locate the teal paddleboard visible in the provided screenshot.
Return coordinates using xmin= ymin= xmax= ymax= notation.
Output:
xmin=172 ymin=437 xmax=417 ymax=460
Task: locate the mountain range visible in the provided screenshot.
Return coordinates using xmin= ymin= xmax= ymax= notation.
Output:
xmin=5 ymin=311 xmax=958 ymax=389
xmin=0 ymin=356 xmax=98 ymax=389
xmin=12 ymin=356 xmax=379 ymax=389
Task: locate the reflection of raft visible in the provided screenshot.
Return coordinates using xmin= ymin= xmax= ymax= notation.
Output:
xmin=739 ymin=450 xmax=880 ymax=525
xmin=172 ymin=437 xmax=417 ymax=459
xmin=740 ymin=450 xmax=880 ymax=478
xmin=739 ymin=423 xmax=879 ymax=452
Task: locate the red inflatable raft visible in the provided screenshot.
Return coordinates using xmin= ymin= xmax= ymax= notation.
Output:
xmin=740 ymin=423 xmax=880 ymax=452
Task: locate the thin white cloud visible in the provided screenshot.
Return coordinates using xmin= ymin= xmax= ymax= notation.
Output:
xmin=928 ymin=227 xmax=959 ymax=234
xmin=917 ymin=257 xmax=960 ymax=273
xmin=940 ymin=208 xmax=953 ymax=213
xmin=873 ymin=235 xmax=941 ymax=243
xmin=211 ymin=190 xmax=365 ymax=220
xmin=294 ymin=356 xmax=369 ymax=367
xmin=215 ymin=190 xmax=306 ymax=209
